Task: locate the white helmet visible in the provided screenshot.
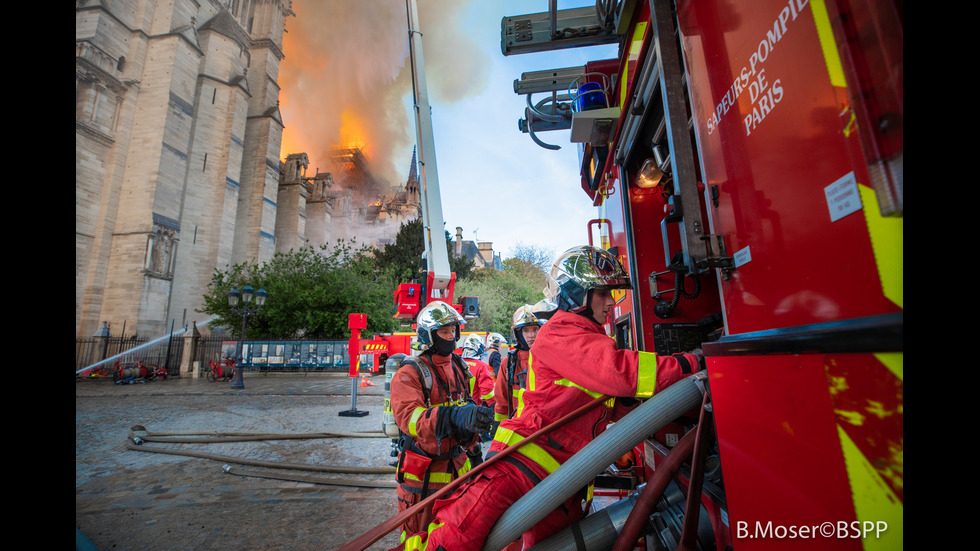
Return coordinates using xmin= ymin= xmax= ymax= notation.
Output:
xmin=544 ymin=246 xmax=632 ymax=313
xmin=416 ymin=301 xmax=466 ymax=348
xmin=460 ymin=334 xmax=486 ymax=359
xmin=486 ymin=333 xmax=507 ymax=349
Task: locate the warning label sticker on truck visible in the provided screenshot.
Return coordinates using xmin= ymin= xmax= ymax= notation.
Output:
xmin=825 ymin=171 xmax=863 ymax=222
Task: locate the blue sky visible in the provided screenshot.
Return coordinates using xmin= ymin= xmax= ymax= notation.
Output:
xmin=415 ymin=1 xmax=619 ymax=262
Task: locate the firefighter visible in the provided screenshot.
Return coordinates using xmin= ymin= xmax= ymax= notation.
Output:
xmin=389 ymin=301 xmax=494 ymax=543
xmin=460 ymin=333 xmax=497 ymax=457
xmin=395 ymin=246 xmax=704 ymax=551
xmin=485 ymin=332 xmax=506 ymax=376
xmin=461 ymin=334 xmax=495 ymax=410
xmin=493 ymin=304 xmax=544 ymax=422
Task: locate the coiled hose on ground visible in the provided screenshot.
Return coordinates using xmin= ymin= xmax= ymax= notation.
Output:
xmin=125 ymin=426 xmax=396 ymax=488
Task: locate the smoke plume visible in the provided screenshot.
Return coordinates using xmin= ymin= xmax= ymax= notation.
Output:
xmin=279 ymin=0 xmax=490 ymax=185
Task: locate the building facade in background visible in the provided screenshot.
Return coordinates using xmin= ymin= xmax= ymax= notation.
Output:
xmin=276 ymin=147 xmax=424 ymax=253
xmin=76 ymin=0 xmax=294 ymax=338
xmin=76 ymin=0 xmax=497 ymax=340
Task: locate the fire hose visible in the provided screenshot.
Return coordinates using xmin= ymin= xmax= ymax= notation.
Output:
xmin=526 ymin=387 xmax=708 ymax=551
xmin=126 ymin=426 xmax=396 ymax=488
xmin=128 ymin=425 xmax=386 ymax=443
xmin=612 ymin=389 xmax=711 ymax=551
xmin=483 ymin=373 xmax=706 ymax=551
xmin=338 ymin=393 xmax=615 ymax=551
xmin=527 ymin=430 xmax=696 ymax=551
xmin=339 ymin=372 xmax=707 ymax=551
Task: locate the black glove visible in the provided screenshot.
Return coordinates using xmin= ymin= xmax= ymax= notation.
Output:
xmin=467 ymin=445 xmax=484 ymax=467
xmin=449 ymin=404 xmax=493 ymax=435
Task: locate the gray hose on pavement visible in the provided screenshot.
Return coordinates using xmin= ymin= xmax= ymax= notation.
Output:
xmin=482 ymin=373 xmax=706 ymax=551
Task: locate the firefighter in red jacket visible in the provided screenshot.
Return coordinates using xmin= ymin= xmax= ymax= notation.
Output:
xmin=461 ymin=334 xmax=495 ymax=410
xmin=389 ymin=301 xmax=494 ymax=543
xmin=493 ymin=304 xmax=544 ymax=421
xmin=395 ymin=246 xmax=703 ymax=551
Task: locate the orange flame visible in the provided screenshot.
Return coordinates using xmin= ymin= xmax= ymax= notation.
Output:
xmin=279 ymin=0 xmax=490 ymax=183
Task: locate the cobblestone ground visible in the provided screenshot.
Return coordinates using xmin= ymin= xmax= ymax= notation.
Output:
xmin=76 ymin=374 xmax=401 ymax=551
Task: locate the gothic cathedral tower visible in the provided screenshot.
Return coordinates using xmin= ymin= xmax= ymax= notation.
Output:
xmin=76 ymin=0 xmax=294 ymax=338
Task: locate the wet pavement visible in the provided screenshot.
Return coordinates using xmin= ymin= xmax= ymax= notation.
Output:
xmin=76 ymin=372 xmax=402 ymax=551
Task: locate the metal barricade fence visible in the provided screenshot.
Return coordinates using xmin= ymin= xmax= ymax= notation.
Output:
xmin=75 ymin=335 xmax=184 ymax=376
xmin=77 ymin=336 xmax=362 ymax=377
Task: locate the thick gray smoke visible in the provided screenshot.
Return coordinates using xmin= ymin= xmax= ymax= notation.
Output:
xmin=279 ymin=0 xmax=490 ymax=185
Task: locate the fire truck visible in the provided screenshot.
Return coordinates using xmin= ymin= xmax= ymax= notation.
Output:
xmin=500 ymin=0 xmax=902 ymax=549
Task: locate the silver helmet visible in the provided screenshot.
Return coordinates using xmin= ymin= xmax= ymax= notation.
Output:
xmin=460 ymin=334 xmax=486 ymax=359
xmin=511 ymin=304 xmax=545 ymax=339
xmin=544 ymin=246 xmax=632 ymax=313
xmin=416 ymin=300 xmax=466 ymax=347
xmin=531 ymin=298 xmax=558 ymax=319
xmin=486 ymin=332 xmax=507 ymax=349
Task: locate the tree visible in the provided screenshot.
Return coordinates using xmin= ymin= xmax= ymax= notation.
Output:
xmin=508 ymin=242 xmax=556 ymax=275
xmin=199 ymin=241 xmax=397 ymax=339
xmin=455 ymin=257 xmax=548 ymax=336
xmin=372 ymin=217 xmax=474 ymax=285
xmin=373 ymin=218 xmax=426 ymax=284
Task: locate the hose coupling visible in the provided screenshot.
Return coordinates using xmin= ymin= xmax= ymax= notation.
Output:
xmin=691 ymin=371 xmax=711 ymax=411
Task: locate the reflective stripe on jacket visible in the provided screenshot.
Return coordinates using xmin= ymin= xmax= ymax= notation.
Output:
xmin=492 ymin=349 xmax=529 ymax=421
xmin=390 ymin=353 xmax=475 ymax=492
xmin=462 ymin=358 xmax=495 ymax=407
xmin=487 ymin=309 xmax=694 ymax=478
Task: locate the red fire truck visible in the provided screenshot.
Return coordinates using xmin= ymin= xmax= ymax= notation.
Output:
xmin=505 ymin=0 xmax=902 ymax=549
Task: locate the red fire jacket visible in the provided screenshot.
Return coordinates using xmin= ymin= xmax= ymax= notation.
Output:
xmin=389 ymin=352 xmax=477 ymax=537
xmin=395 ymin=310 xmax=702 ymax=550
xmin=463 ymin=357 xmax=495 ymax=408
xmin=493 ymin=349 xmax=529 ymax=421
xmin=489 ymin=309 xmax=699 ymax=481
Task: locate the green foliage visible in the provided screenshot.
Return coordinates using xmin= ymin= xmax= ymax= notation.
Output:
xmin=198 ymin=241 xmax=397 ymax=339
xmin=197 ymin=222 xmax=555 ymax=342
xmin=456 ymin=259 xmax=548 ymax=336
xmin=373 ymin=218 xmax=426 ymax=284
xmin=448 ymin=240 xmax=475 ymax=280
xmin=372 ymin=217 xmax=474 ymax=283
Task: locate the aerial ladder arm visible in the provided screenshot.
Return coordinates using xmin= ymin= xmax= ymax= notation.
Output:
xmin=407 ymin=0 xmax=452 ymax=296
xmin=395 ymin=0 xmax=479 ymax=321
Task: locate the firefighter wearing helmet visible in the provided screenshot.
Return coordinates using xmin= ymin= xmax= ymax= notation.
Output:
xmin=492 ymin=304 xmax=544 ymax=421
xmin=485 ymin=332 xmax=507 ymax=376
xmin=388 ymin=301 xmax=493 ymax=543
xmin=460 ymin=334 xmax=495 ymax=412
xmin=395 ymin=246 xmax=704 ymax=551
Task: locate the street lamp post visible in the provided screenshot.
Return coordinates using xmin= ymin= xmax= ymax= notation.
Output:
xmin=227 ymin=285 xmax=268 ymax=389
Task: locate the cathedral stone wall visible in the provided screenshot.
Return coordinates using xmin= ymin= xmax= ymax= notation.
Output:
xmin=76 ymin=0 xmax=294 ymax=338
